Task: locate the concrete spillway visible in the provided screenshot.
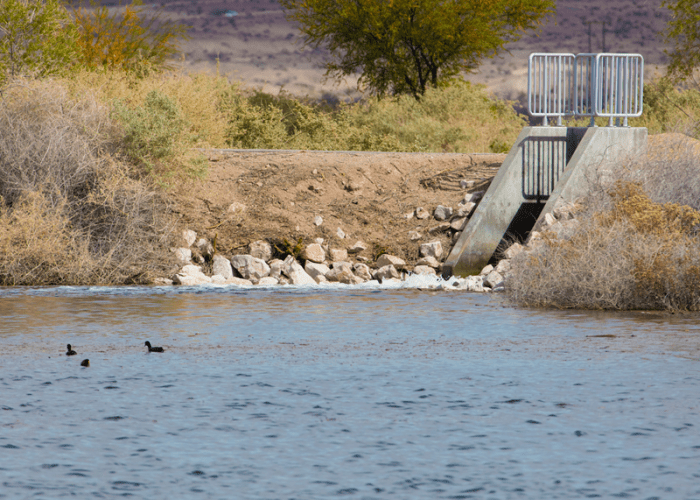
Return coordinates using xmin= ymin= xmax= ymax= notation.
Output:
xmin=443 ymin=126 xmax=648 ymax=277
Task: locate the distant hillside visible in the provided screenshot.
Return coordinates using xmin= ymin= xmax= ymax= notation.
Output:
xmin=83 ymin=0 xmax=671 ymax=99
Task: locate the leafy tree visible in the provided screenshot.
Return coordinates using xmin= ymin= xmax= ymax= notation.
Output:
xmin=280 ymin=0 xmax=555 ymax=99
xmin=663 ymin=0 xmax=700 ymax=84
xmin=0 ymin=0 xmax=78 ymax=84
xmin=72 ymin=0 xmax=189 ymax=74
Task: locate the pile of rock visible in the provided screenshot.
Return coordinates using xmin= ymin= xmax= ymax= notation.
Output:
xmin=156 ymin=230 xmax=453 ymax=287
xmin=407 ymin=190 xmax=484 ymax=244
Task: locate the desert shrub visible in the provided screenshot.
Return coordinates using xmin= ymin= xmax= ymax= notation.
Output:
xmin=345 ymin=80 xmax=526 ymax=153
xmin=507 ymin=136 xmax=700 ymax=311
xmin=0 ymin=79 xmax=174 ymax=285
xmin=0 ymin=0 xmax=78 ymax=85
xmin=629 ymin=79 xmax=700 ymax=137
xmin=72 ymin=0 xmax=189 ymax=75
xmin=111 ymin=89 xmax=207 ymax=182
xmin=221 ymin=80 xmax=524 ymax=152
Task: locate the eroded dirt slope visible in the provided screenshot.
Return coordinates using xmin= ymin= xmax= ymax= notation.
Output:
xmin=172 ymin=150 xmax=505 ymax=264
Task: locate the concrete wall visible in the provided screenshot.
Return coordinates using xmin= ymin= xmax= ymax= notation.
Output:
xmin=443 ymin=126 xmax=648 ymax=278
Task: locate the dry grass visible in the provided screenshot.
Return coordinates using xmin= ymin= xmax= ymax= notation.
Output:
xmin=507 ymin=133 xmax=700 ymax=311
xmin=0 ymin=79 xmax=176 ymax=285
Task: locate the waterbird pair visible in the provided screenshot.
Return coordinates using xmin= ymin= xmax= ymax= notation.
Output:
xmin=65 ymin=344 xmax=89 ymax=367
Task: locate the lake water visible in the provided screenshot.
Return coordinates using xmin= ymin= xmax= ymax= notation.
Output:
xmin=1 ymin=281 xmax=699 ymax=499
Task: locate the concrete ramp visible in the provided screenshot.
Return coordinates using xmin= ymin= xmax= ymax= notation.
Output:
xmin=443 ymin=126 xmax=647 ymax=277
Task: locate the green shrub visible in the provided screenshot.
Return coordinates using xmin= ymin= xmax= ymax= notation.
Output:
xmin=112 ymin=89 xmax=207 ymax=182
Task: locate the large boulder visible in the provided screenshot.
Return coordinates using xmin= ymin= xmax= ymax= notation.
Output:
xmin=329 ymin=248 xmax=348 ymax=262
xmin=353 ymin=263 xmax=372 ymax=281
xmin=484 ymin=270 xmax=504 ymax=289
xmin=212 ymin=254 xmax=234 ymax=279
xmin=434 ymin=205 xmax=453 ymax=221
xmin=249 ymin=240 xmax=273 ymax=262
xmin=173 ymin=264 xmax=211 ymax=286
xmin=173 ymin=247 xmax=192 ymax=263
xmin=376 ymin=254 xmax=406 ymax=269
xmin=230 ymin=254 xmax=271 ymax=280
xmin=326 ymin=261 xmax=354 ymax=283
xmin=305 ymin=261 xmax=331 ymax=282
xmin=282 ymin=256 xmax=316 ymax=285
xmin=301 ymin=243 xmax=326 ymax=263
xmin=182 ymin=229 xmax=197 ymax=247
xmin=375 ymin=264 xmax=399 ymax=281
xmin=416 ymin=256 xmax=440 ymax=268
xmin=419 ymin=241 xmax=443 ymax=259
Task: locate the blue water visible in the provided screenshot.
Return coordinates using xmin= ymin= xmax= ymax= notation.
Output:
xmin=1 ymin=286 xmax=699 ymax=499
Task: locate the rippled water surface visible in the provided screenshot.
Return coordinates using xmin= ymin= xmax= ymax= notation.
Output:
xmin=1 ymin=285 xmax=699 ymax=499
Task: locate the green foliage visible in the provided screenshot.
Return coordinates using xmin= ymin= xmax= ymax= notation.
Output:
xmin=111 ymin=89 xmax=206 ymax=182
xmin=629 ymin=79 xmax=700 ymax=137
xmin=275 ymin=237 xmax=304 ymax=259
xmin=662 ymin=0 xmax=700 ymax=83
xmin=280 ymin=0 xmax=555 ymax=99
xmin=221 ymin=80 xmax=525 ymax=152
xmin=72 ymin=0 xmax=190 ymax=75
xmin=0 ymin=0 xmax=78 ymax=85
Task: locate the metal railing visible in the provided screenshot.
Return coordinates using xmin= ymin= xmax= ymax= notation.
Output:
xmin=527 ymin=53 xmax=575 ymax=126
xmin=528 ymin=52 xmax=644 ymax=126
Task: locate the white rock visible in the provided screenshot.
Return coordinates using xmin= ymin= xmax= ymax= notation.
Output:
xmin=503 ymin=243 xmax=524 ymax=260
xmin=336 ymin=227 xmax=346 ymax=239
xmin=452 ymin=231 xmax=462 ymax=243
xmin=347 ymin=240 xmax=367 ymax=254
xmin=230 ymin=254 xmax=271 ymax=280
xmin=420 ymin=241 xmax=443 ymax=259
xmin=353 ymin=263 xmax=372 ymax=281
xmin=495 ymin=259 xmax=511 ymax=275
xmin=479 ymin=264 xmax=494 ymax=276
xmin=331 ymin=261 xmax=353 ymax=273
xmin=543 ymin=212 xmax=557 ymax=227
xmin=450 ymin=217 xmax=468 ymax=231
xmin=314 ymin=238 xmax=324 ymax=245
xmin=416 ymin=256 xmax=440 ymax=268
xmin=248 ymin=240 xmax=273 ymax=261
xmin=404 ymin=212 xmax=414 ymax=220
xmin=484 ymin=270 xmax=504 ymax=288
xmin=182 ymin=229 xmax=197 ymax=247
xmin=173 ymin=264 xmax=211 ymax=285
xmin=174 ymin=247 xmax=192 ymax=263
xmin=210 ymin=275 xmax=227 ymax=284
xmin=282 ymin=256 xmax=316 ymax=285
xmin=460 ymin=179 xmax=476 ymax=189
xmin=415 ymin=207 xmax=430 ymax=220
xmin=329 ymin=248 xmax=348 ymax=262
xmin=305 ymin=261 xmax=331 ymax=282
xmin=301 ymin=243 xmax=326 ymax=263
xmin=413 ymin=265 xmax=436 ymax=275
xmin=268 ymin=259 xmax=284 ymax=279
xmin=212 ymin=254 xmax=234 ymax=279
xmin=153 ymin=278 xmax=173 ymax=286
xmin=225 ymin=277 xmax=253 ymax=286
xmin=257 ymin=277 xmax=279 ymax=285
xmin=356 ymin=255 xmax=370 ymax=262
xmin=315 ymin=275 xmax=329 ymax=284
xmin=463 ymin=191 xmax=484 ymax=204
xmin=326 ymin=266 xmax=355 ymax=283
xmin=433 ymin=205 xmax=453 ymax=221
xmin=313 ymin=215 xmax=323 ymax=226
xmin=376 ymin=254 xmax=406 ymax=268
xmin=408 ymin=231 xmax=422 ymax=241
xmin=375 ymin=264 xmax=399 ymax=281
xmin=456 ymin=201 xmax=476 ymax=218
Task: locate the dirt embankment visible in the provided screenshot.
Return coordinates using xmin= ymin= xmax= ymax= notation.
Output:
xmin=171 ymin=150 xmax=506 ymax=265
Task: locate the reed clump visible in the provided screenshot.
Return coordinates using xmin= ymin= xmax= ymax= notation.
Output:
xmin=0 ymin=79 xmax=174 ymax=285
xmin=507 ymin=134 xmax=700 ymax=311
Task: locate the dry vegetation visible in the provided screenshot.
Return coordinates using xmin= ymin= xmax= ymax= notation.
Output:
xmin=507 ymin=134 xmax=700 ymax=311
xmin=0 ymin=80 xmax=175 ymax=285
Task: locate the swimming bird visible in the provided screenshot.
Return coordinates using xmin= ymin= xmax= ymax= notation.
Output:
xmin=80 ymin=359 xmax=90 ymax=367
xmin=145 ymin=341 xmax=164 ymax=353
xmin=66 ymin=344 xmax=77 ymax=356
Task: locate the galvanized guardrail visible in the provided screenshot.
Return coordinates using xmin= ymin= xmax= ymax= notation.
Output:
xmin=528 ymin=52 xmax=644 ymax=126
